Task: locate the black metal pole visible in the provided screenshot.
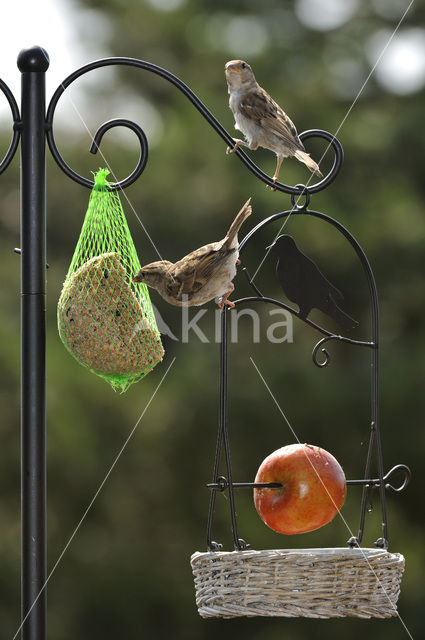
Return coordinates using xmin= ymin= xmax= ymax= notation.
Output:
xmin=17 ymin=45 xmax=49 ymax=640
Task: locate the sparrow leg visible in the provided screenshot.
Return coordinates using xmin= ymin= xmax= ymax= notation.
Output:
xmin=273 ymin=155 xmax=283 ymax=182
xmin=266 ymin=155 xmax=283 ymax=191
xmin=218 ymin=292 xmax=236 ymax=310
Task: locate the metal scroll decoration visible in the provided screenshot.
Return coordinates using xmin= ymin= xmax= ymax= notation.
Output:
xmin=0 ymin=46 xmax=411 ymax=639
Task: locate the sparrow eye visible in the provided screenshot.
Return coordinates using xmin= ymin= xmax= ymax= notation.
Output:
xmin=241 ymin=63 xmax=246 ymax=69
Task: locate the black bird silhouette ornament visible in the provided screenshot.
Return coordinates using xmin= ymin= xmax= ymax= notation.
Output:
xmin=268 ymin=235 xmax=358 ymax=331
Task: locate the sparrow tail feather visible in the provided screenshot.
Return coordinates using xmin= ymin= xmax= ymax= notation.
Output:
xmin=294 ymin=150 xmax=323 ymax=177
xmin=225 ymin=198 xmax=252 ymax=246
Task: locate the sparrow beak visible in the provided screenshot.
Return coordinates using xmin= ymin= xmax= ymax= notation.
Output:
xmin=225 ymin=64 xmax=240 ymax=73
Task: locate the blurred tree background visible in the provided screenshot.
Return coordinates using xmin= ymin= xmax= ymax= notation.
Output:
xmin=0 ymin=0 xmax=424 ymax=638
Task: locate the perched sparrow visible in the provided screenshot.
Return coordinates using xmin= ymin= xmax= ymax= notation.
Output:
xmin=269 ymin=235 xmax=358 ymax=330
xmin=225 ymin=60 xmax=322 ymax=184
xmin=133 ymin=199 xmax=252 ymax=308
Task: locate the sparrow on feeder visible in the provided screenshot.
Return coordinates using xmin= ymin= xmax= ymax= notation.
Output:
xmin=133 ymin=199 xmax=252 ymax=308
xmin=225 ymin=60 xmax=322 ymax=186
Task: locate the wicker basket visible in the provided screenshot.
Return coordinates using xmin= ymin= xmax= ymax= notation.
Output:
xmin=190 ymin=547 xmax=404 ymax=619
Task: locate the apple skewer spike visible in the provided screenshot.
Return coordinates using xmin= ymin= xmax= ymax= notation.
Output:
xmin=206 ymin=480 xmax=283 ymax=490
xmin=207 ymin=463 xmax=411 ymax=493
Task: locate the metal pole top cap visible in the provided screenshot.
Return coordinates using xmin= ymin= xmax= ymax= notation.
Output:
xmin=17 ymin=46 xmax=50 ymax=72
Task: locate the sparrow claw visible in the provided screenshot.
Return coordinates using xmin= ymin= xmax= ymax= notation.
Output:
xmin=218 ymin=293 xmax=236 ymax=310
xmin=226 ymin=139 xmax=243 ymax=155
xmin=266 ymin=178 xmax=278 ymax=192
xmin=219 ymin=299 xmax=235 ymax=311
xmin=236 ymin=259 xmax=241 ymax=266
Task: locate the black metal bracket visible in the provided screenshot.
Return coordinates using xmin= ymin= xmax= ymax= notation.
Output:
xmin=3 ymin=48 xmax=349 ymax=636
xmin=205 ymin=139 xmax=410 ymax=553
xmin=0 ymin=45 xmax=412 ymax=638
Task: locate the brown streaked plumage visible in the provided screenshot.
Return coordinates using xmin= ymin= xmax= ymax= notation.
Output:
xmin=133 ymin=199 xmax=252 ymax=308
xmin=225 ymin=59 xmax=322 ymax=184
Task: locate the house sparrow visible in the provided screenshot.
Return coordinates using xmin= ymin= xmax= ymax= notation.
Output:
xmin=225 ymin=60 xmax=322 ymax=185
xmin=133 ymin=199 xmax=252 ymax=308
xmin=269 ymin=235 xmax=358 ymax=330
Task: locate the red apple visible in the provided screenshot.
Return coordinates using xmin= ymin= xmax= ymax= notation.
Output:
xmin=254 ymin=443 xmax=346 ymax=535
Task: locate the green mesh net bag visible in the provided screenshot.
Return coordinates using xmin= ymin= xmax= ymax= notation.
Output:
xmin=57 ymin=169 xmax=164 ymax=392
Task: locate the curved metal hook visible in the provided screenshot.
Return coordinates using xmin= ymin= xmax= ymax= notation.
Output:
xmin=47 ymin=116 xmax=149 ymax=191
xmin=89 ymin=118 xmax=148 ymax=189
xmin=88 ymin=118 xmax=148 ymax=190
xmin=297 ymin=129 xmax=344 ymax=193
xmin=0 ymin=78 xmax=21 ymax=176
xmin=312 ymin=334 xmax=375 ymax=368
xmin=46 ymin=57 xmax=343 ymax=193
xmin=312 ymin=344 xmax=331 ymax=368
xmin=383 ymin=464 xmax=411 ymax=493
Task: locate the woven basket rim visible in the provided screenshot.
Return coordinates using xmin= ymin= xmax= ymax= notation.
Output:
xmin=191 ymin=547 xmax=403 ymax=560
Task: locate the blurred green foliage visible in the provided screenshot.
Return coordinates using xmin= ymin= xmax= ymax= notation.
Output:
xmin=0 ymin=0 xmax=424 ymax=638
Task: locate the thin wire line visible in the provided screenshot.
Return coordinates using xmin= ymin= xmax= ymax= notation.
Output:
xmin=250 ymin=0 xmax=415 ymax=282
xmin=324 ymin=0 xmax=415 ymax=153
xmin=250 ymin=356 xmax=413 ymax=639
xmin=62 ymin=87 xmax=164 ymax=261
xmin=13 ymin=357 xmax=176 ymax=640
